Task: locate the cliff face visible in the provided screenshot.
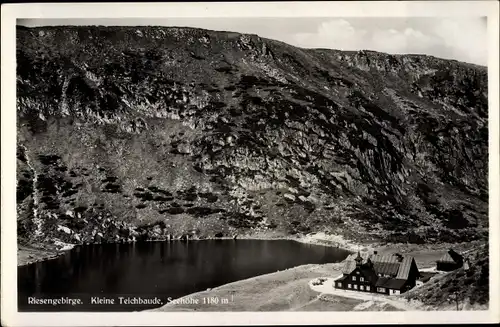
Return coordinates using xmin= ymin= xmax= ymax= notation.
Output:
xmin=16 ymin=25 xmax=488 ymax=246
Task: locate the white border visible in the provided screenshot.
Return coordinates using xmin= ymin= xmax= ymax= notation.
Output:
xmin=2 ymin=1 xmax=499 ymax=326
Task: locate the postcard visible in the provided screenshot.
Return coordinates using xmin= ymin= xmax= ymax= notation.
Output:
xmin=1 ymin=1 xmax=499 ymax=326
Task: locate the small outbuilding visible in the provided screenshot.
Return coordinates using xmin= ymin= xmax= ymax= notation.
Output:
xmin=415 ymin=272 xmax=436 ymax=287
xmin=436 ymin=249 xmax=464 ymax=271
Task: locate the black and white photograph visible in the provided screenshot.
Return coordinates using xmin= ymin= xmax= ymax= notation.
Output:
xmin=1 ymin=1 xmax=499 ymax=326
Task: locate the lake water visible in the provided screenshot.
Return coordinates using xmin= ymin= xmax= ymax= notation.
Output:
xmin=18 ymin=240 xmax=350 ymax=311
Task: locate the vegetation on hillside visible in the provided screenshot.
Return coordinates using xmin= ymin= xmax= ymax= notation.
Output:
xmin=406 ymin=246 xmax=489 ymax=309
xmin=16 ymin=25 xmax=488 ymax=247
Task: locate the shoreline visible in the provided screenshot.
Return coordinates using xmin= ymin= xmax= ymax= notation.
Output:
xmin=17 ymin=231 xmax=363 ymax=267
xmin=17 ymin=244 xmax=67 ymax=267
xmin=149 ymin=239 xmax=485 ymax=312
xmin=17 ymin=231 xmax=484 ymax=268
xmin=208 ymin=232 xmax=368 ymax=252
xmin=17 ymin=236 xmax=486 ymax=312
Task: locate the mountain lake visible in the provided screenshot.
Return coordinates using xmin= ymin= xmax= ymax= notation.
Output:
xmin=18 ymin=240 xmax=350 ymax=311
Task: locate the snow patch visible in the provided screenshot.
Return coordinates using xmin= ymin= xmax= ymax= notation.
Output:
xmin=53 ymin=240 xmax=75 ymax=251
xmin=57 ymin=225 xmax=73 ymax=234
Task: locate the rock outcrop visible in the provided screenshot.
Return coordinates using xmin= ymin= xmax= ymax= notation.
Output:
xmin=16 ymin=25 xmax=488 ymax=247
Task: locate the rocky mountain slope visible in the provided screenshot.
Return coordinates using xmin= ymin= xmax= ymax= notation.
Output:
xmin=16 ymin=25 xmax=488 ymax=247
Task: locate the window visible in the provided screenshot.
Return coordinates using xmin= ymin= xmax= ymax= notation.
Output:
xmin=377 ymin=287 xmax=386 ymax=293
xmin=360 ymin=285 xmax=364 ymax=291
xmin=337 ymin=282 xmax=341 ymax=287
xmin=352 ymin=276 xmax=357 ymax=281
xmin=353 ymin=284 xmax=358 ymax=289
xmin=348 ymin=284 xmax=352 ymax=289
xmin=366 ymin=286 xmax=371 ymax=291
xmin=356 ymin=271 xmax=360 ymax=274
xmin=360 ymin=277 xmax=364 ymax=282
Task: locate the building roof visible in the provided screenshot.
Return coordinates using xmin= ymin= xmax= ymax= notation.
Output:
xmin=369 ymin=254 xmax=401 ymax=276
xmin=341 ymin=257 xmax=357 ymax=274
xmin=437 ymin=249 xmax=463 ymax=264
xmin=373 ymin=262 xmax=400 ymax=276
xmin=375 ymin=277 xmax=390 ymax=287
xmin=375 ymin=277 xmax=407 ymax=290
xmin=341 ymin=252 xmax=418 ymax=279
xmin=396 ymin=257 xmax=414 ymax=279
xmin=437 ymin=252 xmax=455 ymax=263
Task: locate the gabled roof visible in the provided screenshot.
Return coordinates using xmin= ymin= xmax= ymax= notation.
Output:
xmin=437 ymin=249 xmax=463 ymax=264
xmin=373 ymin=262 xmax=400 ymax=276
xmin=369 ymin=254 xmax=399 ymax=264
xmin=342 ymin=258 xmax=357 ymax=274
xmin=448 ymin=249 xmax=463 ymax=263
xmin=437 ymin=252 xmax=455 ymax=263
xmin=341 ymin=252 xmax=417 ymax=280
xmin=369 ymin=254 xmax=401 ymax=276
xmin=396 ymin=257 xmax=414 ymax=279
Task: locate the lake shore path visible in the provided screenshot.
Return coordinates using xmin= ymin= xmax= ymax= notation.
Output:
xmin=309 ymin=275 xmax=418 ymax=311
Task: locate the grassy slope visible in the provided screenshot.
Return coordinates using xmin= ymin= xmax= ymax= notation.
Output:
xmin=405 ymin=245 xmax=489 ymax=310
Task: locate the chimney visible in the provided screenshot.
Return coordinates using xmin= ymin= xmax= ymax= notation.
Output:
xmin=373 ymin=251 xmax=378 ymax=255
